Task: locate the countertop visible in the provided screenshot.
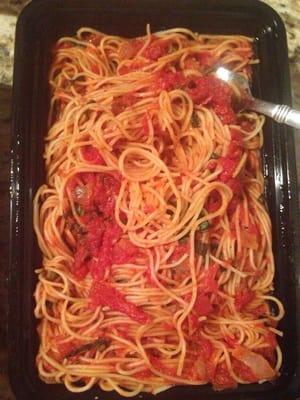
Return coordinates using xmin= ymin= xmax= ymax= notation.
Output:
xmin=0 ymin=0 xmax=299 ymax=399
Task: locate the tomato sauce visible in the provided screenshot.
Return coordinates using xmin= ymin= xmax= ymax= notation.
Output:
xmin=185 ymin=76 xmax=236 ymax=124
xmin=235 ymin=288 xmax=255 ymax=311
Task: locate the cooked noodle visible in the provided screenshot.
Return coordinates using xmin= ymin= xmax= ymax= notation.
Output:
xmin=34 ymin=26 xmax=284 ymax=395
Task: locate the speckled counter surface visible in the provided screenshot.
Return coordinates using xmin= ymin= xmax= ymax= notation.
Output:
xmin=0 ymin=1 xmax=299 ymax=399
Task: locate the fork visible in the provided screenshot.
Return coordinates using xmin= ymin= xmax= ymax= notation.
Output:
xmin=215 ymin=67 xmax=300 ymax=130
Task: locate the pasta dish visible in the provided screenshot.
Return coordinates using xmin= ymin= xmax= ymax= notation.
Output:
xmin=34 ymin=26 xmax=284 ymax=395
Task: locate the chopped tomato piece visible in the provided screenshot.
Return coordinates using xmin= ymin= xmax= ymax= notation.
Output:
xmin=81 ymin=145 xmax=105 ymax=165
xmin=206 ymin=190 xmax=222 ymax=213
xmin=227 ymin=141 xmax=243 ymax=160
xmin=193 ymin=292 xmax=213 ymax=316
xmin=90 ymin=281 xmax=150 ymax=324
xmin=73 ymin=244 xmax=90 ymax=279
xmin=201 ymin=264 xmax=218 ymax=294
xmin=227 ymin=177 xmax=243 ymax=193
xmin=185 ymin=52 xmax=215 ymax=70
xmin=185 ymin=76 xmax=236 ymax=124
xmin=212 ymin=361 xmax=237 ymax=390
xmin=113 ymin=239 xmax=139 ymax=264
xmin=171 ymin=242 xmax=189 ymax=261
xmin=251 ymin=304 xmax=267 ymax=317
xmin=219 ymin=158 xmax=239 ymax=183
xmin=230 ymin=128 xmax=243 ymax=144
xmin=235 ymin=288 xmax=255 ymax=311
xmin=155 ymin=70 xmax=185 ymax=91
xmin=265 ymin=331 xmax=277 ymax=348
xmin=68 ymin=172 xmax=120 ymax=216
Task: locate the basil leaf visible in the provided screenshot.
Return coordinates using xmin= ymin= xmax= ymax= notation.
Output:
xmin=195 ymin=241 xmax=208 ymax=256
xmin=179 ymin=235 xmax=188 ymax=244
xmin=66 ymin=338 xmax=110 ymax=358
xmin=198 ymin=220 xmax=209 ymax=231
xmin=75 ymin=204 xmax=85 ymax=216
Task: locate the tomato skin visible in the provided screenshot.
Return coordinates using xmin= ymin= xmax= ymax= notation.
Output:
xmin=90 ymin=281 xmax=150 ymax=324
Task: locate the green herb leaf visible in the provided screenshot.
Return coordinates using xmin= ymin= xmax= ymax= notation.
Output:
xmin=195 ymin=241 xmax=208 ymax=256
xmin=191 ymin=111 xmax=200 ymax=128
xmin=198 ymin=220 xmax=209 ymax=232
xmin=75 ymin=204 xmax=85 ymax=216
xmin=66 ymin=338 xmax=110 ymax=358
xmin=179 ymin=235 xmax=188 ymax=244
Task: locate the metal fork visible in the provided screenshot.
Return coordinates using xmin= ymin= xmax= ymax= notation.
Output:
xmin=215 ymin=67 xmax=300 ymax=130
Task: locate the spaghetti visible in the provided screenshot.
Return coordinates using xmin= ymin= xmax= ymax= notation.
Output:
xmin=34 ymin=26 xmax=284 ymax=395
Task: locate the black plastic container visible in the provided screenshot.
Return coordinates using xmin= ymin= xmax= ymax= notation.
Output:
xmin=9 ymin=0 xmax=300 ymax=399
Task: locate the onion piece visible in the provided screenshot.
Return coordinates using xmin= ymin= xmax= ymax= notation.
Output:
xmin=232 ymin=346 xmax=276 ymax=381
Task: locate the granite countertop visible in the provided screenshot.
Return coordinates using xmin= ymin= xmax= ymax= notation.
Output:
xmin=0 ymin=1 xmax=299 ymax=399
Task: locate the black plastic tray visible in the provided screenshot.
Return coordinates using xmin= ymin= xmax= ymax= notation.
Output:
xmin=9 ymin=0 xmax=300 ymax=399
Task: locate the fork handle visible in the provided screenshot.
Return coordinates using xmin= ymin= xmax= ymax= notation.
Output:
xmin=251 ymin=98 xmax=300 ymax=130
